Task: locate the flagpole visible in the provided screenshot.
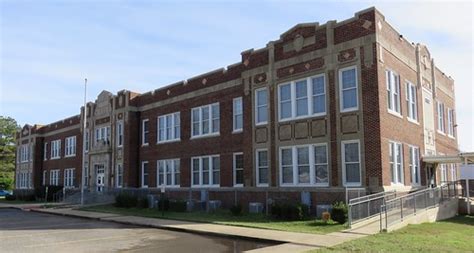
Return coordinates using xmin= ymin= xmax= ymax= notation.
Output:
xmin=81 ymin=78 xmax=87 ymax=206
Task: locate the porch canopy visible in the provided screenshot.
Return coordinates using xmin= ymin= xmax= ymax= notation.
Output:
xmin=422 ymin=152 xmax=474 ymax=165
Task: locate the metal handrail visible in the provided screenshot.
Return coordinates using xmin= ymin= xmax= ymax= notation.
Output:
xmin=349 ymin=190 xmax=396 ymax=205
xmin=348 ymin=190 xmax=397 ymax=227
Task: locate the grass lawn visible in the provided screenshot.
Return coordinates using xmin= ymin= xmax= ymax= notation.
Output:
xmin=311 ymin=215 xmax=474 ymax=253
xmin=80 ymin=204 xmax=344 ymax=234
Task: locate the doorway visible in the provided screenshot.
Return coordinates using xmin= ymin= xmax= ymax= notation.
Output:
xmin=95 ymin=164 xmax=105 ymax=192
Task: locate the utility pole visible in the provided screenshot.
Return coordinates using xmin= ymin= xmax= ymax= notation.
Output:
xmin=81 ymin=78 xmax=87 ymax=206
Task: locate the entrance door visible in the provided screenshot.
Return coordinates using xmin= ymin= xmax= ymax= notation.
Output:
xmin=427 ymin=165 xmax=436 ymax=188
xmin=95 ymin=164 xmax=105 ymax=192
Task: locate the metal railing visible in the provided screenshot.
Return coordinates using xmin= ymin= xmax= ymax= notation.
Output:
xmin=379 ymin=182 xmax=458 ymax=231
xmin=348 ymin=190 xmax=397 ymax=227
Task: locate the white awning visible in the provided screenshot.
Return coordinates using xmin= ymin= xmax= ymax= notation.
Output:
xmin=422 ymin=152 xmax=474 ymax=165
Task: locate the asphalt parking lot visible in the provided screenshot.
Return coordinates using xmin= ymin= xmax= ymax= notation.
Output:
xmin=0 ymin=208 xmax=272 ymax=253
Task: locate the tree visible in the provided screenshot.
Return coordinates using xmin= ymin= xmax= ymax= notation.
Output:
xmin=0 ymin=116 xmax=19 ymax=190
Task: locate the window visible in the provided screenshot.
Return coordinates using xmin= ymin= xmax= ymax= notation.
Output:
xmin=191 ymin=155 xmax=220 ymax=187
xmin=450 ymin=164 xmax=457 ymax=181
xmin=339 ymin=66 xmax=358 ymax=112
xmin=437 ymin=101 xmax=445 ymax=133
xmin=256 ymin=149 xmax=269 ymax=186
xmin=158 ymin=112 xmax=180 ymax=143
xmin=389 ymin=141 xmax=403 ymax=184
xmin=314 ymin=144 xmax=328 ymax=185
xmin=386 ymin=70 xmax=401 ymax=114
xmin=447 ymin=109 xmax=455 ymax=137
xmin=279 ymin=144 xmax=329 ymax=186
xmin=64 ymin=168 xmax=75 ymax=188
xmin=157 ymin=159 xmax=180 ymax=187
xmin=85 ymin=130 xmax=89 ymax=152
xmin=117 ymin=121 xmax=124 ymax=147
xmin=44 ymin=143 xmax=48 ymax=160
xmin=233 ymin=98 xmax=243 ymax=132
xmin=191 ymin=103 xmax=220 ymax=137
xmin=50 ymin=169 xmax=59 ymax=186
xmin=95 ymin=126 xmax=110 ymax=144
xmin=141 ymin=161 xmax=149 ymax=188
xmin=409 ymin=146 xmax=420 ymax=185
xmin=233 ymin=153 xmax=244 ymax=186
xmin=84 ymin=165 xmax=89 ymax=187
xmin=116 ymin=164 xmax=123 ymax=188
xmin=65 ymin=136 xmax=76 ymax=157
xmin=255 ymin=88 xmax=268 ymax=125
xmin=440 ymin=164 xmax=448 ymax=183
xmin=342 ymin=140 xmax=361 ymax=186
xmin=51 ymin=140 xmax=61 ymax=159
xmin=406 ymin=82 xmax=417 ymax=121
xmin=20 ymin=144 xmax=29 ymax=163
xmin=278 ymin=74 xmax=326 ymax=121
xmin=142 ymin=119 xmax=149 ymax=145
xmin=42 ymin=170 xmax=47 ymax=186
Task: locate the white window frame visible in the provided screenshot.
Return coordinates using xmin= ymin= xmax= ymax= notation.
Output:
xmin=314 ymin=143 xmax=329 ymax=186
xmin=255 ymin=88 xmax=268 ymax=125
xmin=233 ymin=97 xmax=243 ymax=133
xmin=450 ymin=164 xmax=457 ymax=182
xmin=437 ymin=101 xmax=445 ymax=134
xmin=256 ymin=149 xmax=269 ymax=187
xmin=85 ymin=130 xmax=89 ymax=152
xmin=142 ymin=119 xmax=149 ymax=145
xmin=65 ymin=136 xmax=76 ymax=157
xmin=44 ymin=142 xmax=48 ymax=160
xmin=116 ymin=163 xmax=123 ymax=188
xmin=339 ymin=66 xmax=359 ymax=113
xmin=64 ymin=168 xmax=75 ymax=188
xmin=279 ymin=144 xmax=329 ymax=187
xmin=157 ymin=112 xmax=181 ymax=143
xmin=191 ymin=155 xmax=220 ymax=187
xmin=233 ymin=152 xmax=244 ymax=187
xmin=440 ymin=164 xmax=448 ymax=184
xmin=406 ymin=81 xmax=418 ymax=122
xmin=386 ymin=69 xmax=401 ymax=115
xmin=141 ymin=161 xmax=149 ymax=188
xmin=389 ymin=141 xmax=404 ymax=185
xmin=342 ymin=140 xmax=361 ymax=186
xmin=51 ymin=140 xmax=61 ymax=159
xmin=409 ymin=145 xmax=421 ymax=186
xmin=42 ymin=170 xmax=47 ymax=186
xmin=278 ymin=73 xmax=326 ymax=121
xmin=191 ymin=103 xmax=220 ymax=138
xmin=84 ymin=165 xmax=89 ymax=187
xmin=447 ymin=108 xmax=454 ymax=137
xmin=117 ymin=121 xmax=124 ymax=147
xmin=50 ymin=169 xmax=59 ymax=186
xmin=95 ymin=126 xmax=110 ymax=144
xmin=157 ymin=159 xmax=180 ymax=187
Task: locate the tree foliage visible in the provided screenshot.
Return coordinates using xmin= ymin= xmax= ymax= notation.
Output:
xmin=0 ymin=116 xmax=19 ymax=189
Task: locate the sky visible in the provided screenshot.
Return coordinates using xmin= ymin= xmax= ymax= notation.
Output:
xmin=0 ymin=0 xmax=473 ymax=151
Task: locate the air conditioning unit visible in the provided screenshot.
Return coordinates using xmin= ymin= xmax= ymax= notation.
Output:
xmin=249 ymin=202 xmax=264 ymax=214
xmin=208 ymin=200 xmax=222 ymax=211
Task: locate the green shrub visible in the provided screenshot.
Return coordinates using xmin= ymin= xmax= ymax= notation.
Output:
xmin=331 ymin=201 xmax=348 ymax=224
xmin=35 ymin=186 xmax=63 ymax=201
xmin=271 ymin=203 xmax=309 ymax=220
xmin=169 ymin=200 xmax=187 ymax=212
xmin=157 ymin=198 xmax=170 ymax=211
xmin=137 ymin=197 xmax=149 ymax=209
xmin=115 ymin=193 xmax=138 ymax=208
xmin=230 ymin=204 xmax=242 ymax=216
xmin=5 ymin=194 xmax=16 ymax=201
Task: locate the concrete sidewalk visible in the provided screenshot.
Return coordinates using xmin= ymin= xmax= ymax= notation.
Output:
xmin=31 ymin=207 xmax=379 ymax=253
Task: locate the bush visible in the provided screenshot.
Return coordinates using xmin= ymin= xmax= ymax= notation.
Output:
xmin=115 ymin=193 xmax=138 ymax=208
xmin=271 ymin=203 xmax=309 ymax=221
xmin=157 ymin=198 xmax=170 ymax=211
xmin=35 ymin=185 xmax=63 ymax=201
xmin=331 ymin=201 xmax=348 ymax=224
xmin=137 ymin=197 xmax=149 ymax=209
xmin=169 ymin=200 xmax=187 ymax=212
xmin=5 ymin=194 xmax=16 ymax=201
xmin=230 ymin=204 xmax=242 ymax=216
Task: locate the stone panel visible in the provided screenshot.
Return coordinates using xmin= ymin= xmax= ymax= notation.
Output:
xmin=279 ymin=124 xmax=292 ymax=141
xmin=294 ymin=122 xmax=309 ymax=139
xmin=341 ymin=114 xmax=359 ymax=133
xmin=311 ymin=119 xmax=326 ymax=137
xmin=255 ymin=127 xmax=268 ymax=143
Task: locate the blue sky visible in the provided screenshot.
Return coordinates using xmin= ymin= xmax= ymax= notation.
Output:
xmin=1 ymin=0 xmax=472 ymax=151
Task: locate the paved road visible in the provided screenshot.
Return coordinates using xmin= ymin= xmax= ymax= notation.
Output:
xmin=0 ymin=208 xmax=272 ymax=253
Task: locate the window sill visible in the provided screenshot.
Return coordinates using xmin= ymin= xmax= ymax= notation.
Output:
xmin=257 ymin=183 xmax=269 ymax=187
xmin=255 ymin=122 xmax=268 ymax=126
xmin=280 ymin=183 xmax=329 ymax=187
xmin=279 ymin=113 xmax=327 ymax=123
xmin=387 ymin=109 xmax=403 ymax=119
xmin=190 ymin=133 xmax=220 ymax=140
xmin=50 ymin=157 xmax=61 ymax=160
xmin=191 ymin=185 xmax=220 ymax=188
xmin=232 ymin=130 xmax=243 ymax=134
xmin=343 ymin=183 xmax=362 ymax=187
xmin=233 ymin=184 xmax=244 ymax=188
xmin=437 ymin=130 xmax=446 ymax=136
xmin=448 ymin=135 xmax=456 ymax=140
xmin=141 ymin=143 xmax=149 ymax=147
xmin=407 ymin=118 xmax=419 ymax=125
xmin=157 ymin=139 xmax=181 ymax=145
xmin=64 ymin=155 xmax=76 ymax=158
xmin=340 ymin=107 xmax=358 ymax=113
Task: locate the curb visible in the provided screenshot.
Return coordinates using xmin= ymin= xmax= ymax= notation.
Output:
xmin=29 ymin=208 xmax=285 ymax=245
